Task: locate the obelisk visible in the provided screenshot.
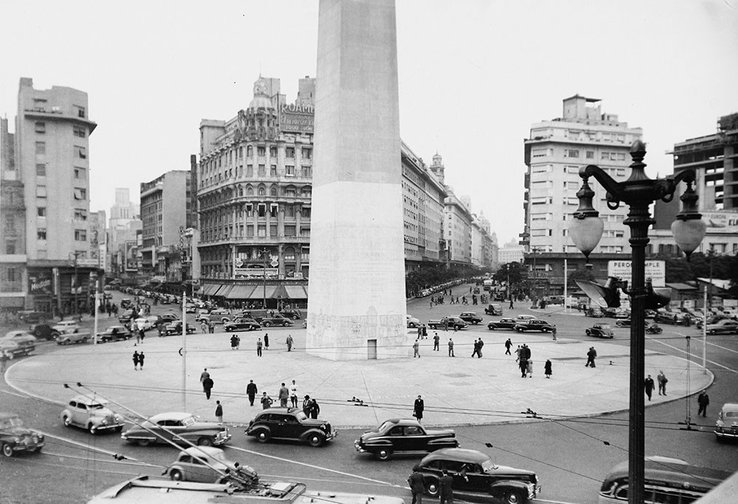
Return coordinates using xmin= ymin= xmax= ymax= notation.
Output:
xmin=307 ymin=0 xmax=407 ymax=360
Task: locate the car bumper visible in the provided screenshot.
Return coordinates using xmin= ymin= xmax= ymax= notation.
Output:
xmin=353 ymin=440 xmax=367 ymax=452
xmin=94 ymin=423 xmax=125 ymax=432
xmin=715 ymin=427 xmax=738 ymax=439
xmin=325 ymin=429 xmax=338 ymax=442
xmin=10 ymin=438 xmax=45 ymax=453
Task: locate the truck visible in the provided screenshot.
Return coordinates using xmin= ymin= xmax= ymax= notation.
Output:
xmin=427 ymin=317 xmax=467 ymax=330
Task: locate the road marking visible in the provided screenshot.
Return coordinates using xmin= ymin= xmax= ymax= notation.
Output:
xmin=35 ymin=429 xmax=159 ymax=466
xmin=648 ymin=336 xmax=738 ymax=374
xmin=0 ymin=388 xmax=29 ymax=399
xmin=228 ymin=446 xmax=402 ymax=488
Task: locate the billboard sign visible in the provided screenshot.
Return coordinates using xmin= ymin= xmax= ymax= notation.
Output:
xmin=607 ymin=260 xmax=666 ymax=287
xmin=28 ymin=272 xmax=53 ymax=296
xmin=279 ymin=104 xmax=314 ymax=134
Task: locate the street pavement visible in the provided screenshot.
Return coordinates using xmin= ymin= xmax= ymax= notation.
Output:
xmin=4 ymin=302 xmax=712 ymax=429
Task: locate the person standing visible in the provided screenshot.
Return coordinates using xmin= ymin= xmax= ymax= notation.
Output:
xmin=132 ymin=351 xmax=140 ymax=371
xmin=289 ymin=380 xmax=298 ymax=408
xmin=309 ymin=397 xmax=320 ymax=419
xmin=264 ymin=333 xmax=269 ymax=350
xmin=644 ymin=374 xmax=655 ymax=401
xmin=408 ymin=468 xmax=425 ymax=504
xmin=246 ymin=380 xmax=258 ymax=406
xmin=509 ymin=298 xmax=514 ymax=309
xmin=448 ymin=338 xmax=455 ymax=357
xmin=302 ymin=395 xmax=313 ymax=416
xmin=215 ymin=400 xmax=223 ymax=423
xmin=230 ymin=334 xmax=239 ymax=350
xmin=544 ymin=359 xmax=552 ymax=379
xmin=286 ymin=334 xmax=294 ymax=352
xmin=697 ymin=391 xmax=710 ymax=417
xmin=586 ymin=346 xmax=597 ymax=368
xmin=439 ymin=469 xmax=454 ymax=504
xmin=413 ymin=395 xmax=425 ymax=422
xmin=278 ymin=383 xmax=289 ymax=407
xmin=477 ymin=338 xmax=484 ymax=358
xmin=552 ymin=326 xmax=557 ymax=342
xmin=413 ymin=338 xmax=420 ymax=358
xmin=519 ymin=357 xmax=528 ymax=378
xmin=433 ymin=332 xmax=440 ymax=351
xmin=504 ymin=338 xmax=512 ymax=355
xmin=203 ymin=375 xmax=214 ymax=400
xmin=471 ymin=339 xmax=480 ymax=358
xmin=256 ymin=338 xmax=263 ymax=357
xmin=657 ymin=370 xmax=668 ymax=396
xmin=200 ymin=368 xmax=210 ymax=384
xmin=260 ymin=392 xmax=273 ymax=409
xmin=138 ymin=351 xmax=145 ymax=370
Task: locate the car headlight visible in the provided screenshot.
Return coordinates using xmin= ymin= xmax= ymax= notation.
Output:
xmin=101 ymin=418 xmax=108 ymax=425
xmin=14 ymin=437 xmax=22 ymax=443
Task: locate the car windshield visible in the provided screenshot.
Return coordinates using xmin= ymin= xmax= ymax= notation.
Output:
xmin=88 ymin=403 xmax=106 ymax=410
xmin=181 ymin=415 xmax=197 ymax=426
xmin=295 ymin=411 xmax=308 ymax=421
xmin=377 ymin=420 xmax=395 ymax=431
xmin=600 ymin=325 xmax=612 ymax=330
xmin=481 ymin=458 xmax=498 ymax=473
xmin=0 ymin=416 xmax=24 ymax=428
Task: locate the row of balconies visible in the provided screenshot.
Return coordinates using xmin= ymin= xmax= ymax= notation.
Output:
xmin=199 ymin=235 xmax=311 ymax=247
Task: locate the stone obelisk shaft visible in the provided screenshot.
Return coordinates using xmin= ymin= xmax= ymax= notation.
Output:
xmin=307 ymin=0 xmax=407 ymax=360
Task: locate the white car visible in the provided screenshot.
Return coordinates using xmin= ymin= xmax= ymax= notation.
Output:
xmin=406 ymin=315 xmax=421 ymax=328
xmin=133 ymin=316 xmax=160 ymax=331
xmin=52 ymin=320 xmax=80 ymax=335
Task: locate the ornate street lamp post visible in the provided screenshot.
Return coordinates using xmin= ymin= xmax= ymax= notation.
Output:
xmin=569 ymin=140 xmax=705 ymax=504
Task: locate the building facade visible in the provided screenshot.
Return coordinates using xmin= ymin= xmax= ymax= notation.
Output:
xmin=443 ymin=190 xmax=472 ymax=266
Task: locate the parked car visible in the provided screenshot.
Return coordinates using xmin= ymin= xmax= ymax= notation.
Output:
xmin=458 ymin=312 xmax=483 ymax=325
xmin=585 ymin=323 xmax=615 ymax=339
xmin=196 ymin=309 xmax=231 ymax=324
xmin=96 ymin=325 xmax=133 ymax=343
xmin=164 ymin=321 xmax=197 ymax=336
xmin=0 ymin=412 xmax=45 ymax=457
xmin=163 ymin=446 xmax=257 ymax=483
xmin=513 ymin=319 xmax=555 ymax=333
xmin=406 ymin=315 xmax=421 ymax=328
xmin=158 ymin=313 xmax=180 ymax=323
xmin=118 ymin=309 xmax=135 ymax=324
xmin=279 ymin=309 xmax=303 ymax=320
xmin=245 ymin=407 xmax=337 ymax=447
xmin=29 ymin=323 xmax=61 ymax=341
xmin=224 ymin=318 xmax=262 ymax=332
xmin=133 ymin=316 xmax=160 ymax=331
xmin=16 ymin=310 xmax=51 ymax=324
xmin=515 ymin=314 xmax=536 ymax=322
xmin=354 ymin=418 xmax=458 ymax=461
xmin=487 ymin=318 xmax=518 ymax=331
xmin=715 ymin=403 xmax=738 ymax=442
xmin=0 ymin=339 xmax=35 ymax=360
xmin=705 ymin=319 xmax=738 ymax=335
xmin=412 ymin=448 xmax=540 ymax=504
xmin=655 ymin=309 xmax=692 ymax=326
xmin=52 ymin=320 xmax=81 ymax=335
xmin=484 ymin=304 xmax=503 ymax=316
xmin=56 ymin=331 xmax=91 ymax=345
xmin=260 ymin=316 xmax=294 ymax=328
xmin=2 ymin=330 xmax=38 ymax=346
xmin=121 ymin=412 xmax=231 ymax=447
xmin=60 ymin=395 xmax=125 ymax=434
xmin=427 ymin=317 xmax=467 ymax=330
xmin=185 ymin=303 xmax=197 ymax=314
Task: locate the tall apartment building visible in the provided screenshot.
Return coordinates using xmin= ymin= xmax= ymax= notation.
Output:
xmin=140 ymin=170 xmax=191 ymax=279
xmin=523 ymin=95 xmax=643 ymax=255
xmin=443 ymin=190 xmax=472 ymax=266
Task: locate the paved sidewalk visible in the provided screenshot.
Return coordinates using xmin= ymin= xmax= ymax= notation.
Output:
xmin=5 ymin=326 xmax=711 ymax=429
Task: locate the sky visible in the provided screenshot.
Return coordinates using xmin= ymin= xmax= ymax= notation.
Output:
xmin=1 ymin=0 xmax=737 ymax=247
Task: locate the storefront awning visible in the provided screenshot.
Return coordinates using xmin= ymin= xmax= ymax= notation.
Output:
xmin=225 ymin=285 xmax=256 ymax=299
xmin=248 ymin=285 xmax=277 ymax=299
xmin=201 ymin=284 xmax=218 ymax=296
xmin=284 ymin=285 xmax=308 ymax=299
xmin=215 ymin=284 xmax=234 ymax=298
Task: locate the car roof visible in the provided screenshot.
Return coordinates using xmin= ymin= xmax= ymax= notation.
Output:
xmin=182 ymin=446 xmax=224 ymax=457
xmin=0 ymin=412 xmax=21 ymax=420
xmin=3 ymin=330 xmax=32 ymax=338
xmin=423 ymin=448 xmax=491 ymax=464
xmin=720 ymin=403 xmax=738 ymax=411
xmin=69 ymin=395 xmax=108 ymax=406
xmin=256 ymin=407 xmax=301 ymax=416
xmin=149 ymin=412 xmax=195 ymax=421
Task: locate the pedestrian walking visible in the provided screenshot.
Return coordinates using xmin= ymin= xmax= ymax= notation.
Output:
xmin=477 ymin=338 xmax=484 ymax=358
xmin=138 ymin=351 xmax=145 ymax=370
xmin=215 ymin=400 xmax=223 ymax=423
xmin=544 ymin=359 xmax=552 ymax=378
xmin=256 ymin=338 xmax=263 ymax=357
xmin=408 ymin=468 xmax=425 ymax=504
xmin=261 ymin=392 xmax=273 ymax=409
xmin=697 ymin=391 xmax=710 ymax=417
xmin=230 ymin=334 xmax=240 ymax=350
xmin=439 ymin=470 xmax=454 ymax=504
xmin=413 ymin=338 xmax=420 ymax=358
xmin=657 ymin=370 xmax=668 ymax=395
xmin=202 ymin=376 xmax=214 ymax=400
xmin=471 ymin=339 xmax=480 ymax=358
xmin=422 ymin=325 xmax=428 ymax=338
xmin=519 ymin=357 xmax=528 ymax=378
xmin=504 ymin=338 xmax=512 ymax=355
xmin=448 ymin=338 xmax=455 ymax=357
xmin=132 ymin=351 xmax=140 ymax=371
xmin=644 ymin=375 xmax=655 ymax=401
xmin=286 ymin=334 xmax=294 ymax=352
xmin=509 ymin=298 xmax=514 ymax=309
xmin=200 ymin=368 xmax=210 ymax=383
xmin=413 ymin=395 xmax=425 ymax=422
xmin=433 ymin=332 xmax=440 ymax=351
xmin=264 ymin=333 xmax=269 ymax=350
xmin=201 ymin=321 xmax=208 ymax=334
xmin=246 ymin=380 xmax=257 ymax=406
xmin=586 ymin=346 xmax=597 ymax=368
xmin=552 ymin=326 xmax=557 ymax=342
xmin=133 ymin=322 xmax=141 ymax=344
xmin=278 ymin=383 xmax=289 ymax=407
xmin=290 ymin=380 xmax=298 ymax=408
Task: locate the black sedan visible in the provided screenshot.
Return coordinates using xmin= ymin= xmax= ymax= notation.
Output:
xmin=121 ymin=412 xmax=231 ymax=447
xmin=260 ymin=316 xmax=294 ymax=327
xmin=355 ymin=418 xmax=457 ymax=461
xmin=514 ymin=320 xmax=555 ymax=333
xmin=96 ymin=325 xmax=132 ymax=343
xmin=585 ymin=324 xmax=615 ymax=339
xmin=224 ymin=318 xmax=262 ymax=332
xmin=705 ymin=319 xmax=738 ymax=335
xmin=487 ymin=318 xmax=517 ymax=330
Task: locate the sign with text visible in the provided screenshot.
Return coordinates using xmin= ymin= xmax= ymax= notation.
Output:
xmin=235 ymin=267 xmax=278 ymax=278
xmin=28 ymin=272 xmax=53 ymax=295
xmin=279 ymin=104 xmax=314 ymax=134
xmin=607 ymin=260 xmax=665 ymax=287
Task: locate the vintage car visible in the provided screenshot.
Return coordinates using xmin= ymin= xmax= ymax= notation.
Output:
xmin=52 ymin=320 xmax=81 ymax=334
xmin=0 ymin=331 xmax=37 ymax=359
xmin=196 ymin=309 xmax=231 ymax=324
xmin=163 ymin=446 xmax=256 ymax=483
xmin=133 ymin=316 xmax=160 ymax=331
xmin=164 ymin=320 xmax=197 ymax=336
xmin=245 ymin=407 xmax=337 ymax=447
xmin=29 ymin=323 xmax=61 ymax=341
xmin=655 ymin=309 xmax=692 ymax=326
xmin=487 ymin=318 xmax=517 ymax=330
xmin=118 ymin=309 xmax=135 ymax=324
xmin=279 ymin=309 xmax=303 ymax=320
xmin=121 ymin=412 xmax=231 ymax=447
xmin=459 ymin=312 xmax=484 ymax=325
xmin=224 ymin=318 xmax=262 ymax=332
xmin=96 ymin=325 xmax=133 ymax=343
xmin=427 ymin=317 xmax=467 ymax=330
xmin=513 ymin=319 xmax=555 ymax=333
xmin=56 ymin=330 xmax=91 ymax=345
xmin=484 ymin=303 xmax=504 ymax=316
xmin=60 ymin=395 xmax=125 ymax=434
xmin=585 ymin=323 xmax=615 ymax=339
xmin=413 ymin=448 xmax=540 ymax=504
xmin=0 ymin=412 xmax=45 ymax=457
xmin=406 ymin=314 xmax=421 ymax=328
xmin=354 ymin=418 xmax=458 ymax=461
xmin=260 ymin=316 xmax=294 ymax=328
xmin=715 ymin=402 xmax=738 ymax=441
xmin=705 ymin=319 xmax=738 ymax=335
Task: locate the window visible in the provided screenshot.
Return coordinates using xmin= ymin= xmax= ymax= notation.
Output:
xmin=75 ymin=229 xmax=87 ymax=241
xmin=74 ymin=187 xmax=87 ymax=200
xmin=258 ymin=164 xmax=266 ymax=176
xmin=257 ymin=225 xmax=266 ymax=237
xmin=566 ymin=149 xmax=579 ymax=158
xmin=531 ymin=149 xmax=547 ymax=158
xmin=37 ymin=207 xmax=46 ymax=217
xmin=270 ymin=186 xmax=277 ymax=197
xmin=286 ymin=147 xmax=295 ymax=158
xmin=258 ymin=204 xmax=266 ymax=217
xmin=286 ymin=165 xmax=295 ymax=176
xmin=270 ymin=204 xmax=278 ymax=218
xmin=74 ymin=167 xmax=85 ymax=179
xmin=75 ymin=105 xmax=86 ymax=118
xmin=246 ymin=225 xmax=254 ymax=237
xmin=246 ymin=164 xmax=253 ymax=177
xmin=257 ymin=146 xmax=265 ymax=157
xmin=36 ymin=163 xmax=46 ymax=176
xmin=37 ymin=228 xmax=47 ymax=240
xmin=245 ymin=203 xmax=253 ymax=217
xmin=302 ymin=148 xmax=312 ymax=159
xmin=35 ymin=141 xmax=46 ymax=155
xmin=270 ymin=224 xmax=278 ymax=237
xmin=270 ymin=146 xmax=277 ymax=158
xmin=601 ymin=151 xmax=610 ymax=160
xmin=36 ymin=185 xmax=47 ymax=198
xmin=532 ymin=165 xmax=552 ymax=173
xmin=74 ymin=209 xmax=88 ymax=221
xmin=284 ymin=225 xmax=296 ymax=237
xmin=5 ymin=241 xmax=16 ymax=254
xmin=247 ymin=146 xmax=253 ymax=157
xmin=75 ymin=146 xmax=87 ymax=159
xmin=586 ymin=151 xmax=594 ymax=159
xmin=301 ymin=166 xmax=311 ymax=177
xmin=301 ymin=207 xmax=311 ymax=219
xmin=73 ymin=125 xmax=86 ymax=138
xmin=35 ymin=122 xmax=46 ymax=133
xmin=270 ymin=165 xmax=277 ymax=176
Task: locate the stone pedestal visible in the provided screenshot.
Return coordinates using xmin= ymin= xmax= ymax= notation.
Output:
xmin=307 ymin=0 xmax=407 ymax=360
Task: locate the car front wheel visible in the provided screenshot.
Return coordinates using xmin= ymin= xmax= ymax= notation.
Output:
xmin=263 ymin=322 xmax=271 ymax=327
xmin=425 ymin=478 xmax=439 ymax=497
xmin=88 ymin=424 xmax=98 ymax=435
xmin=197 ymin=437 xmax=213 ymax=446
xmin=374 ymin=448 xmax=392 ymax=461
xmin=501 ymin=488 xmax=525 ymax=504
xmin=169 ymin=469 xmax=184 ymax=481
xmin=256 ymin=430 xmax=270 ymax=443
xmin=308 ymin=434 xmax=324 ymax=447
xmin=2 ymin=443 xmax=13 ymax=457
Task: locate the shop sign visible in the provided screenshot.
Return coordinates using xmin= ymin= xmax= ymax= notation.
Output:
xmin=279 ymin=104 xmax=314 ymax=133
xmin=29 ymin=272 xmax=53 ymax=295
xmin=235 ymin=267 xmax=278 ymax=278
xmin=607 ymin=260 xmax=665 ymax=287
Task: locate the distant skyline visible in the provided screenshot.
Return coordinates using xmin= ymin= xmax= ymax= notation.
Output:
xmin=1 ymin=0 xmax=737 ymax=246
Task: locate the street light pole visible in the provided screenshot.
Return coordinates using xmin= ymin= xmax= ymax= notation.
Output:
xmin=261 ymin=248 xmax=268 ymax=310
xmin=569 ymin=140 xmax=705 ymax=504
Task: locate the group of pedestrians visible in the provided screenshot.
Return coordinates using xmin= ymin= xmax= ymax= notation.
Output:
xmin=644 ymin=370 xmax=669 ymax=401
xmin=510 ymin=342 xmax=552 ymax=379
xmin=131 ymin=350 xmax=145 ymax=370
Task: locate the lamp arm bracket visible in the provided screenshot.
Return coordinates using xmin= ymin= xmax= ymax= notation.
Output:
xmin=580 ymin=165 xmax=626 ymax=201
